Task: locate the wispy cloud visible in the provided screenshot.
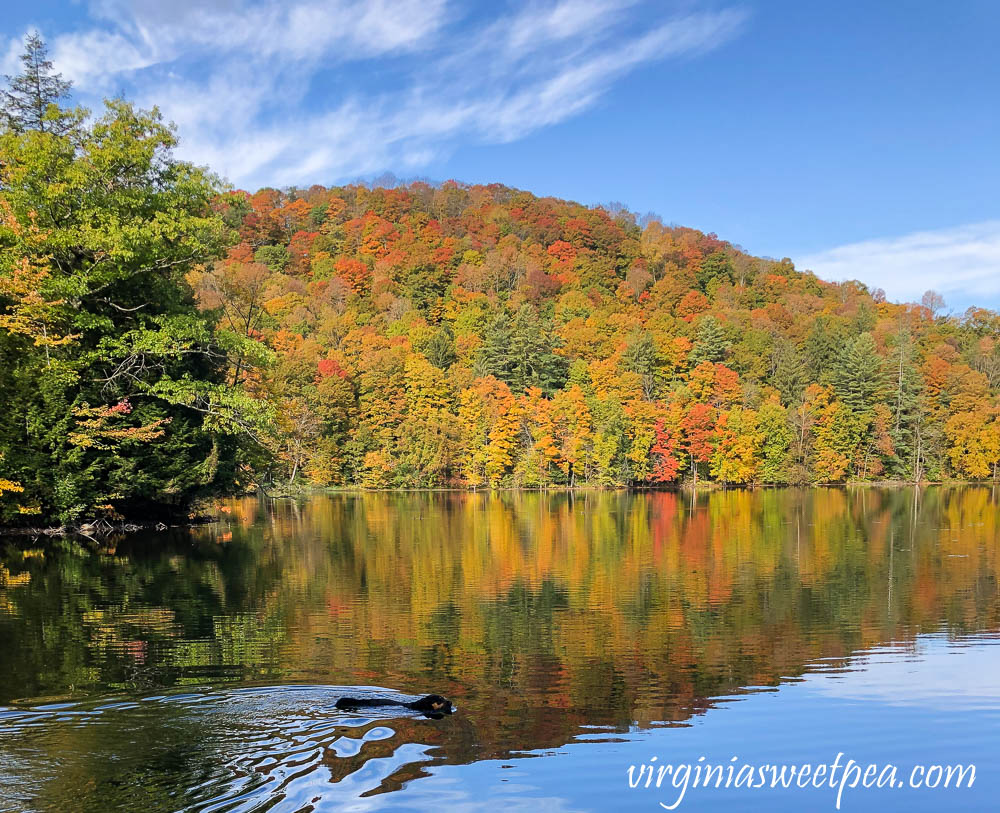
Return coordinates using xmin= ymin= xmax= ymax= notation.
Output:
xmin=75 ymin=0 xmax=450 ymax=71
xmin=797 ymin=220 xmax=1000 ymax=311
xmin=3 ymin=1 xmax=746 ymax=188
xmin=1 ymin=34 xmax=22 ymax=76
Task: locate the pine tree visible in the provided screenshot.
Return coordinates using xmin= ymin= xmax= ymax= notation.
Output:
xmin=833 ymin=333 xmax=886 ymax=414
xmin=771 ymin=340 xmax=807 ymax=405
xmin=688 ymin=316 xmax=729 ymax=365
xmin=1 ymin=33 xmax=78 ymax=135
xmin=477 ymin=305 xmax=566 ymax=394
xmin=424 ymin=324 xmax=456 ymax=369
xmin=805 ymin=317 xmax=840 ymax=384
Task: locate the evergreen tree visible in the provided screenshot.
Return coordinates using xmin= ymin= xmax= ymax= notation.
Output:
xmin=805 ymin=317 xmax=840 ymax=384
xmin=424 ymin=324 xmax=456 ymax=369
xmin=696 ymin=251 xmax=734 ymax=293
xmin=833 ymin=333 xmax=886 ymax=414
xmin=771 ymin=340 xmax=807 ymax=405
xmin=0 ymin=33 xmax=78 ymax=135
xmin=477 ymin=306 xmax=567 ymax=394
xmin=688 ymin=316 xmax=729 ymax=365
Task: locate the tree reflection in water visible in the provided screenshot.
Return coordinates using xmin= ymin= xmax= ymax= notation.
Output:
xmin=1 ymin=487 xmax=998 ymax=809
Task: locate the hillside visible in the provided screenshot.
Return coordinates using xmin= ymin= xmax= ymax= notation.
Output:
xmin=2 ymin=80 xmax=999 ymax=526
xmin=191 ymin=181 xmax=1000 ymax=490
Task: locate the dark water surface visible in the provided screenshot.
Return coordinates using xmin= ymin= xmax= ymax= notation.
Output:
xmin=1 ymin=488 xmax=999 ymax=811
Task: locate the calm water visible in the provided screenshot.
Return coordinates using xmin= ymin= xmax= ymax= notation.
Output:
xmin=1 ymin=488 xmax=999 ymax=811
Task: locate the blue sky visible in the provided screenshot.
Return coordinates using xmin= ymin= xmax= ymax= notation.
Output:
xmin=3 ymin=1 xmax=998 ymax=310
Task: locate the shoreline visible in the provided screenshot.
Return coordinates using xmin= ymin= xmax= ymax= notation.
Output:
xmin=3 ymin=480 xmax=997 ymax=538
xmin=277 ymin=479 xmax=997 ymax=496
xmin=0 ymin=516 xmax=215 ymax=540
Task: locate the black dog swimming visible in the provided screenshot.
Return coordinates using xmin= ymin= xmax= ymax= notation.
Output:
xmin=334 ymin=693 xmax=454 ymax=718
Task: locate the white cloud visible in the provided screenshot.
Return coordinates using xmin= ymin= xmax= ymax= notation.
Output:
xmin=797 ymin=220 xmax=1000 ymax=310
xmin=51 ymin=30 xmax=159 ymax=85
xmin=1 ymin=34 xmax=22 ymax=76
xmin=504 ymin=0 xmax=636 ymax=55
xmin=2 ymin=1 xmax=746 ymax=188
xmin=76 ymin=0 xmax=449 ymax=68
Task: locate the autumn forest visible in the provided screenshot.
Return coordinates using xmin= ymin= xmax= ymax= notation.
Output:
xmin=2 ymin=37 xmax=1000 ymax=526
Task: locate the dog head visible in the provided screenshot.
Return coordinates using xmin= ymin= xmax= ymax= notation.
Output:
xmin=413 ymin=694 xmax=454 ymax=715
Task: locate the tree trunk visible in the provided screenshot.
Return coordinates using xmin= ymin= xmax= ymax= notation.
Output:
xmin=895 ymin=341 xmax=904 ymax=433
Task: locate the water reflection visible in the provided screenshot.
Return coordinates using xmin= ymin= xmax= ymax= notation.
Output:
xmin=0 ymin=686 xmax=455 ymax=811
xmin=1 ymin=487 xmax=999 ymax=810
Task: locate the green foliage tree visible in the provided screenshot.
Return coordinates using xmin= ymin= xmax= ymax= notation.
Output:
xmin=757 ymin=399 xmax=794 ymax=482
xmin=477 ymin=306 xmax=567 ymax=395
xmin=254 ymin=245 xmax=289 ymax=271
xmin=696 ymin=251 xmax=734 ymax=293
xmin=771 ymin=341 xmax=807 ymax=405
xmin=688 ymin=316 xmax=729 ymax=366
xmin=622 ymin=330 xmax=660 ymax=398
xmin=0 ymin=39 xmax=266 ymax=523
xmin=401 ymin=262 xmax=449 ymax=315
xmin=833 ymin=332 xmax=886 ymax=414
xmin=424 ymin=324 xmax=457 ymax=369
xmin=805 ymin=317 xmax=841 ymax=384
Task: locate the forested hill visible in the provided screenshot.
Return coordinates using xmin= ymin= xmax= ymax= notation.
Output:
xmin=1 ymin=37 xmax=999 ymax=525
xmin=194 ymin=183 xmax=1000 ymax=492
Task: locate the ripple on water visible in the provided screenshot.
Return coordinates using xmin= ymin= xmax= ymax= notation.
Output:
xmin=0 ymin=685 xmax=451 ymax=813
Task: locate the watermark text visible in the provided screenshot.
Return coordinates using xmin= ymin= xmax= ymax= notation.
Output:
xmin=626 ymin=754 xmax=976 ymax=809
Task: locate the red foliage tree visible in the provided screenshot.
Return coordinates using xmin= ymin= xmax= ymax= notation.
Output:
xmin=681 ymin=402 xmax=717 ymax=486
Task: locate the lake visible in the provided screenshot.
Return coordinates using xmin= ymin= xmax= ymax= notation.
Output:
xmin=1 ymin=488 xmax=999 ymax=811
